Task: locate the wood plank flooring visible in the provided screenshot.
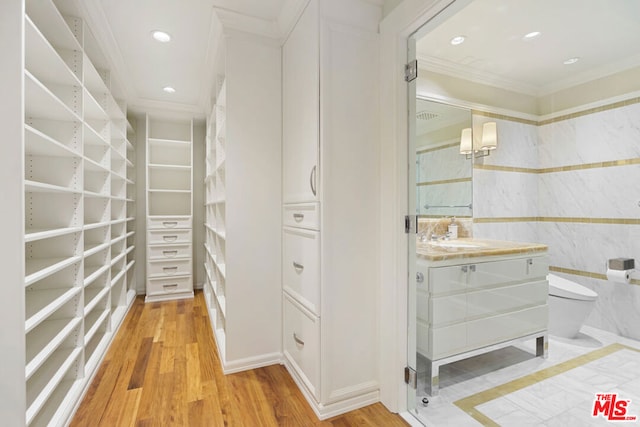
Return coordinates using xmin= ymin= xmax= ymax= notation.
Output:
xmin=71 ymin=291 xmax=410 ymax=426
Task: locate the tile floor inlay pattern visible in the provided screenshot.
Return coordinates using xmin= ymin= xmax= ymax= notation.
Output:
xmin=453 ymin=343 xmax=640 ymax=426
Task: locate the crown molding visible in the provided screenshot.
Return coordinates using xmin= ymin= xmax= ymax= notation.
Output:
xmin=417 ymin=54 xmax=539 ymax=96
xmin=214 ymin=7 xmax=281 ymax=40
xmin=77 ymin=0 xmax=137 ymax=102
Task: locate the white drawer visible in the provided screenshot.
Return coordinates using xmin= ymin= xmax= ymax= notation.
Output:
xmin=429 ymin=265 xmax=467 ymax=296
xmin=147 ymin=275 xmax=192 ymax=296
xmin=470 ymin=257 xmax=548 ymax=290
xmin=283 ymin=294 xmax=320 ymax=400
xmin=430 ymin=323 xmax=466 ymax=360
xmin=148 ymin=229 xmax=191 ymax=245
xmin=148 ymin=259 xmax=192 ymax=277
xmin=466 ymin=305 xmax=548 ymax=349
xmin=429 ymin=294 xmax=467 ymax=326
xmin=148 ymin=216 xmax=191 ymax=230
xmin=466 ymin=280 xmax=548 ymax=319
xmin=283 ymin=203 xmax=320 ymax=230
xmin=148 ymin=244 xmax=191 ymax=260
xmin=283 ymin=227 xmax=320 ymax=315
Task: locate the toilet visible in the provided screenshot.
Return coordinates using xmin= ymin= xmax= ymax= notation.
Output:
xmin=547 ymin=273 xmax=598 ymax=338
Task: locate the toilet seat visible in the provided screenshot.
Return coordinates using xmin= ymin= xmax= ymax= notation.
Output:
xmin=547 ymin=273 xmax=597 ymax=301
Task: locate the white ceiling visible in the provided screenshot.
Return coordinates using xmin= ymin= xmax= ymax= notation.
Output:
xmin=416 ymin=0 xmax=640 ymax=96
xmin=77 ymin=0 xmax=294 ymax=117
xmin=73 ymin=0 xmax=640 ymax=119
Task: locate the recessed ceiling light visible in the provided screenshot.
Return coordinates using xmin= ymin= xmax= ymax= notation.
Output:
xmin=523 ymin=31 xmax=541 ymax=40
xmin=163 ymin=86 xmax=176 ymax=93
xmin=152 ymin=30 xmax=171 ymax=43
xmin=450 ymin=35 xmax=466 ymax=46
xmin=563 ymin=57 xmax=580 ymax=65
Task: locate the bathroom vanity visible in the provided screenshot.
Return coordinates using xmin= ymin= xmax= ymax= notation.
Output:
xmin=416 ymin=238 xmax=549 ymax=395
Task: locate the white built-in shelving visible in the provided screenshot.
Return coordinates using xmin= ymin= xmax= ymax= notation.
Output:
xmin=145 ymin=115 xmax=194 ymax=302
xmin=202 ymin=32 xmax=281 ymax=373
xmin=22 ymin=0 xmax=136 ymax=425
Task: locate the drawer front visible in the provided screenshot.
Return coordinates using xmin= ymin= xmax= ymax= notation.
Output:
xmin=429 ymin=294 xmax=467 ymax=326
xmin=429 ymin=265 xmax=468 ymax=296
xmin=283 ymin=227 xmax=320 ymax=315
xmin=466 ymin=280 xmax=548 ymax=319
xmin=148 ymin=259 xmax=192 ymax=278
xmin=148 ymin=244 xmax=191 ymax=260
xmin=147 ymin=275 xmax=192 ymax=296
xmin=283 ymin=294 xmax=320 ymax=400
xmin=430 ymin=323 xmax=467 ymax=360
xmin=148 ymin=229 xmax=192 ymax=245
xmin=466 ymin=305 xmax=548 ymax=350
xmin=283 ymin=203 xmax=320 ymax=230
xmin=148 ymin=216 xmax=192 ymax=230
xmin=470 ymin=256 xmax=548 ymax=290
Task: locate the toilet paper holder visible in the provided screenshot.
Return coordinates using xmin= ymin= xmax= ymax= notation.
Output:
xmin=608 ymin=258 xmax=635 ymax=271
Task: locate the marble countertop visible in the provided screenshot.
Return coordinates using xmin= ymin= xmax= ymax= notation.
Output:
xmin=417 ymin=238 xmax=548 ymax=262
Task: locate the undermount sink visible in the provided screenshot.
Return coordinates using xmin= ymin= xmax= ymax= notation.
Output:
xmin=428 ymin=240 xmax=484 ymax=249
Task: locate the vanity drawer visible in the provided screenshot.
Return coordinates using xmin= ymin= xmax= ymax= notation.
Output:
xmin=283 ymin=227 xmax=320 ymax=315
xmin=470 ymin=256 xmax=548 ymax=290
xmin=283 ymin=203 xmax=320 ymax=230
xmin=466 ymin=280 xmax=548 ymax=319
xmin=429 ymin=294 xmax=467 ymax=326
xmin=147 ymin=275 xmax=192 ymax=296
xmin=148 ymin=229 xmax=191 ymax=245
xmin=148 ymin=244 xmax=191 ymax=260
xmin=148 ymin=258 xmax=192 ymax=277
xmin=148 ymin=216 xmax=191 ymax=230
xmin=466 ymin=304 xmax=548 ymax=349
xmin=429 ymin=265 xmax=468 ymax=295
xmin=283 ymin=294 xmax=320 ymax=401
xmin=429 ymin=323 xmax=467 ymax=360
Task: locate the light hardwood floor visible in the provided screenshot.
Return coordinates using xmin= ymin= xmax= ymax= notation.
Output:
xmin=71 ymin=291 xmax=410 ymax=426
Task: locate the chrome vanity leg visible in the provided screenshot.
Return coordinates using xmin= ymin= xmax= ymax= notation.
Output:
xmin=536 ymin=334 xmax=548 ymax=358
xmin=426 ymin=360 xmax=439 ymax=396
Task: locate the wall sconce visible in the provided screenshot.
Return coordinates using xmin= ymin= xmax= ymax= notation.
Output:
xmin=459 ymin=121 xmax=498 ymax=159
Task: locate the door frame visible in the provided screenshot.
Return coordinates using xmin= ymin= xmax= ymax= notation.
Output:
xmin=377 ymin=0 xmax=471 ymax=415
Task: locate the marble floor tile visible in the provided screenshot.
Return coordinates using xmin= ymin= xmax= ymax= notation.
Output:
xmin=412 ymin=326 xmax=640 ymax=426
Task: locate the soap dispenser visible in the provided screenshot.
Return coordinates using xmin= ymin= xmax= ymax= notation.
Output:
xmin=448 ymin=217 xmax=458 ymax=239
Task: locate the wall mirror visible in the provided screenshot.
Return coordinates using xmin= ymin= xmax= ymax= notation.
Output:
xmin=415 ymin=98 xmax=472 ymax=218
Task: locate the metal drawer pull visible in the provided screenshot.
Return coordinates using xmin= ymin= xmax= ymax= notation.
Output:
xmin=293 ymin=262 xmax=304 ymax=271
xmin=416 ymin=272 xmax=424 ymax=283
xmin=163 ymin=266 xmax=178 ymax=274
xmin=162 ymin=221 xmax=178 ymax=228
xmin=469 ymin=265 xmax=476 ymax=272
xmin=163 ymin=283 xmax=178 ymax=288
xmin=163 ymin=250 xmax=178 ymax=257
xmin=461 ymin=266 xmax=468 ymax=273
xmin=293 ymin=333 xmax=305 ymax=346
xmin=293 ymin=213 xmax=304 ymax=221
xmin=163 ymin=235 xmax=178 ymax=242
xmin=310 ymin=165 xmax=317 ymax=196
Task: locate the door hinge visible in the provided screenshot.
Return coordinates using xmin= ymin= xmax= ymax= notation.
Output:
xmin=405 ymin=215 xmax=417 ymax=234
xmin=404 ymin=60 xmax=418 ymax=82
xmin=404 ymin=366 xmax=417 ymax=389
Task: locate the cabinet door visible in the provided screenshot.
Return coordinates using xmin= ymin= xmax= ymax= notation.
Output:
xmin=282 ymin=0 xmax=319 ymax=203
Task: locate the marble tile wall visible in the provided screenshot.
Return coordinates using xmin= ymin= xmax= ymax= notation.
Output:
xmin=417 ymin=144 xmax=472 ymax=217
xmin=472 ymin=103 xmax=640 ymax=340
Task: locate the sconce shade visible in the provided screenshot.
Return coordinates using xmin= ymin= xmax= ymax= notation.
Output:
xmin=481 ymin=122 xmax=498 ymax=150
xmin=459 ymin=128 xmax=473 ymax=154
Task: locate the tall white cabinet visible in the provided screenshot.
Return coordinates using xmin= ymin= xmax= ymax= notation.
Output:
xmin=145 ymin=116 xmax=194 ymax=302
xmin=21 ymin=0 xmax=137 ymax=424
xmin=203 ymin=28 xmax=282 ymax=372
xmin=281 ymin=0 xmax=381 ymax=419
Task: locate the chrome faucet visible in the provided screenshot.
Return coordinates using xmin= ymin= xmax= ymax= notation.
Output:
xmin=430 ymin=231 xmax=451 ymax=241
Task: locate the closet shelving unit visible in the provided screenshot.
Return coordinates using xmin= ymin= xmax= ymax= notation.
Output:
xmin=145 ymin=115 xmax=194 ymax=302
xmin=204 ymin=77 xmax=227 ymax=357
xmin=23 ymin=0 xmax=136 ymax=425
xmin=125 ymin=123 xmax=137 ymax=297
